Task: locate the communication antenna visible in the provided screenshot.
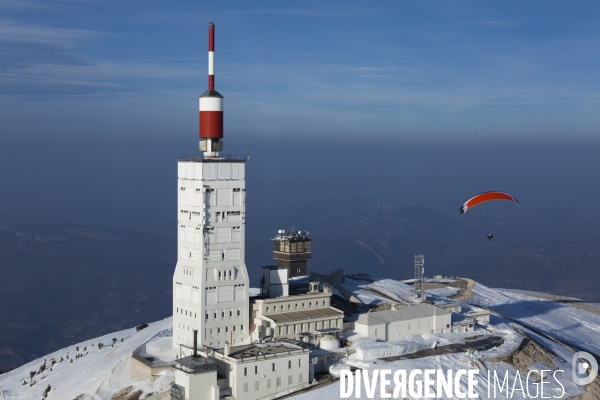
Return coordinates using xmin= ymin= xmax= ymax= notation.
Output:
xmin=414 ymin=255 xmax=425 ymax=300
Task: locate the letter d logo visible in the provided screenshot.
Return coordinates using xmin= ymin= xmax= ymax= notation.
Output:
xmin=572 ymin=351 xmax=598 ymax=385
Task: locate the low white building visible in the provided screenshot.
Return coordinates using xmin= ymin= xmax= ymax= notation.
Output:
xmin=171 ymin=353 xmax=220 ymax=400
xmin=354 ymin=304 xmax=452 ymax=341
xmin=464 ymin=307 xmax=491 ymax=325
xmin=212 ymin=342 xmax=311 ymax=399
xmin=252 ymin=281 xmax=344 ymax=342
xmin=174 ymin=339 xmax=311 ymax=400
xmin=436 ymin=303 xmax=491 ymax=327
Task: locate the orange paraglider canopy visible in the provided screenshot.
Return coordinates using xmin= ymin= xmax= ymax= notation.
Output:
xmin=460 ymin=191 xmax=519 ymax=215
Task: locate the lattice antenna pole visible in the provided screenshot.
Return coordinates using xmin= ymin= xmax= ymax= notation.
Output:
xmin=414 ymin=255 xmax=425 ymax=299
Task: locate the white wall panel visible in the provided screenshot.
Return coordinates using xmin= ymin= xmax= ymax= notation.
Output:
xmin=185 ymin=163 xmax=194 ymax=179
xmin=216 ymin=188 xmax=231 ymax=206
xmin=208 ymin=250 xmax=221 ymax=262
xmin=206 ymin=268 xmax=216 ymax=282
xmin=179 ymin=247 xmax=188 ymax=259
xmin=235 ymin=287 xmax=244 ymax=302
xmin=175 ymin=286 xmax=183 ymax=299
xmin=206 ymin=290 xmax=217 ymax=304
xmin=194 ymin=164 xmax=202 ymax=179
xmin=209 ymin=164 xmax=217 ymax=180
xmin=227 ymin=248 xmax=240 ymax=261
xmin=218 ymin=163 xmax=231 ymax=180
xmin=233 ymin=192 xmax=241 ymax=206
xmin=185 ymin=189 xmax=194 ymax=205
xmin=216 ymin=227 xmax=231 ymax=243
xmin=183 ymin=284 xmax=192 ymax=301
xmin=218 ymin=285 xmax=233 ymax=303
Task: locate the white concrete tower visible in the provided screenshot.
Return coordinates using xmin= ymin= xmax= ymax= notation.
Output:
xmin=173 ymin=22 xmax=249 ymax=349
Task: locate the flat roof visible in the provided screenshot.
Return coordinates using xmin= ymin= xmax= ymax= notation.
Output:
xmin=315 ymin=328 xmax=342 ymax=334
xmin=263 ymin=307 xmax=343 ymax=323
xmin=214 ymin=343 xmax=305 ymax=360
xmin=356 ymin=304 xmax=451 ymax=326
xmin=174 ymin=354 xmax=218 ymax=374
xmin=177 ymin=154 xmax=248 ymax=163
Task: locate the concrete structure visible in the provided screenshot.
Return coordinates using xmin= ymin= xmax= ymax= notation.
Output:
xmin=130 ymin=344 xmax=173 ymax=382
xmin=414 ymin=255 xmax=425 ymax=300
xmin=251 ymin=282 xmax=344 ymax=342
xmin=436 ymin=303 xmax=462 ymax=313
xmin=260 ymin=266 xmax=289 ymax=298
xmin=172 ymin=354 xmax=220 ymax=400
xmin=210 ymin=343 xmax=311 ymax=399
xmin=464 ymin=307 xmax=491 ymax=325
xmin=436 ymin=303 xmax=491 ymax=327
xmin=354 ymin=304 xmax=452 ymax=341
xmin=272 ymin=229 xmax=311 ymax=278
xmin=173 ymin=155 xmax=249 ymax=349
xmin=173 ymin=21 xmax=249 ymax=349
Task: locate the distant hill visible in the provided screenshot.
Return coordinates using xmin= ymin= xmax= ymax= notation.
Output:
xmin=0 ymin=225 xmax=174 ymax=371
xmin=2 ymin=199 xmax=600 ymax=371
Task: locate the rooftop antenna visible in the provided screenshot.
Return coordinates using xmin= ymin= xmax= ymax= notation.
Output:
xmin=199 ymin=21 xmax=224 ymax=157
xmin=414 ymin=255 xmax=425 ymax=300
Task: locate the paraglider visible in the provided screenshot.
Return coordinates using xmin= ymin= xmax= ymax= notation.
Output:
xmin=460 ymin=191 xmax=519 ymax=215
xmin=460 ymin=191 xmax=520 ymax=242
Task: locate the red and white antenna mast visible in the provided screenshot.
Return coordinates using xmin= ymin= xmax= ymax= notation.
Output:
xmin=199 ymin=21 xmax=223 ymax=157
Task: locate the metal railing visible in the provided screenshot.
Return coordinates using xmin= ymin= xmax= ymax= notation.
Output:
xmin=174 ymin=359 xmax=218 ymax=373
xmin=177 ymin=154 xmax=248 ymax=162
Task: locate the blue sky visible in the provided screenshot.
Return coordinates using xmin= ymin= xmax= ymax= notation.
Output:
xmin=1 ymin=0 xmax=600 ymax=142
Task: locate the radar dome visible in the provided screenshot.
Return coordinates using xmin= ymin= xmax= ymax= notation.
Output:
xmin=318 ymin=335 xmax=340 ymax=351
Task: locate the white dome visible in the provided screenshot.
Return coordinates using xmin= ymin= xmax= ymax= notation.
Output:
xmin=318 ymin=335 xmax=340 ymax=350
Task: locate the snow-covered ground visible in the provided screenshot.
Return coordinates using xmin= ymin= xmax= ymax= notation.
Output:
xmin=337 ymin=277 xmax=414 ymax=304
xmin=495 ymin=288 xmax=581 ymax=301
xmin=471 ymin=283 xmax=600 ymax=355
xmin=3 ymin=277 xmax=600 ymax=399
xmin=344 ymin=326 xmax=521 ymax=362
xmin=403 ymin=278 xmax=458 ymax=284
xmin=425 ymin=287 xmax=460 ymax=297
xmin=0 ymin=318 xmax=172 ymax=400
